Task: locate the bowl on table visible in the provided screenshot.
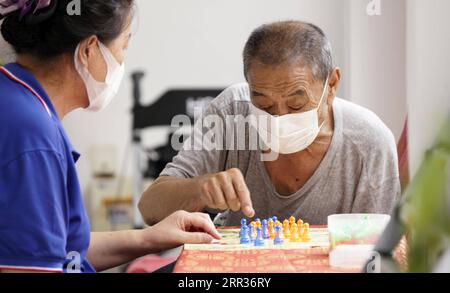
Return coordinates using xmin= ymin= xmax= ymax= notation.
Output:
xmin=328 ymin=214 xmax=391 ymax=269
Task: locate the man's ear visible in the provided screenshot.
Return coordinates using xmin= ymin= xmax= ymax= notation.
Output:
xmin=328 ymin=67 xmax=341 ymax=99
xmin=76 ymin=36 xmax=99 ymax=68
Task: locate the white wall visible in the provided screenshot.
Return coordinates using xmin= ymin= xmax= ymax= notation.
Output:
xmin=344 ymin=0 xmax=407 ymax=140
xmin=1 ymin=1 xmax=417 ymax=191
xmin=406 ymin=0 xmax=450 ymax=176
xmin=62 ymin=0 xmax=348 ymax=191
xmin=0 ymin=23 xmax=14 ymax=64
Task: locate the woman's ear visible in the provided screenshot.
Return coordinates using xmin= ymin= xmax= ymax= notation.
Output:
xmin=77 ymin=36 xmax=99 ymax=68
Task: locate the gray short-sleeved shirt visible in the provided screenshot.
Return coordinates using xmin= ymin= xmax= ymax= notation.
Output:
xmin=160 ymin=83 xmax=401 ymax=225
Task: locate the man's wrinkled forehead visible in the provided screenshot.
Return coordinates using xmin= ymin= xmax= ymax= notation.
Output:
xmin=247 ymin=62 xmax=316 ymax=92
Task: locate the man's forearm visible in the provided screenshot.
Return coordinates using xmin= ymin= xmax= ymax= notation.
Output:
xmin=139 ymin=176 xmax=206 ymax=225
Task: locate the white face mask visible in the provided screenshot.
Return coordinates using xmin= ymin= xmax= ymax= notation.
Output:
xmin=74 ymin=41 xmax=125 ymax=112
xmin=249 ymin=77 xmax=329 ymax=154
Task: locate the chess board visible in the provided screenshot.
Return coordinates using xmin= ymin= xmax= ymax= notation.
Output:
xmin=175 ymin=223 xmax=407 ymax=273
xmin=175 ymin=226 xmax=362 ymax=273
xmin=184 ymin=227 xmax=330 ymax=251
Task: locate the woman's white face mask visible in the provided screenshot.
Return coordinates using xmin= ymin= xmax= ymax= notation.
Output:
xmin=249 ymin=77 xmax=329 ymax=154
xmin=74 ymin=41 xmax=125 ymax=112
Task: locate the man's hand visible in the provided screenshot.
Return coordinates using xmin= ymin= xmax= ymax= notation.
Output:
xmin=196 ymin=168 xmax=255 ymax=218
xmin=140 ymin=211 xmax=221 ymax=252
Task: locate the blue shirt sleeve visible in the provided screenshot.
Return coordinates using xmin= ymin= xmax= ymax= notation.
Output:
xmin=0 ymin=150 xmax=69 ymax=272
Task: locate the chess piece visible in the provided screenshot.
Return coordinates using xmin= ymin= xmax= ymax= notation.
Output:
xmin=254 ymin=227 xmax=265 ymax=246
xmin=289 ymin=223 xmax=301 ymax=242
xmin=302 ymin=223 xmax=311 ymax=241
xmin=240 ymin=225 xmax=251 ymax=244
xmin=262 ymin=219 xmax=270 ymax=239
xmin=274 ymin=226 xmax=284 ymax=245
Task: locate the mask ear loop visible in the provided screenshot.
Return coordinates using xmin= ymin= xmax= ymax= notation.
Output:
xmin=317 ymin=75 xmax=330 ymax=128
xmin=317 ymin=75 xmax=330 ymax=110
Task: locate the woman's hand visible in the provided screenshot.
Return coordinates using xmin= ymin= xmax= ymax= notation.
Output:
xmin=140 ymin=211 xmax=221 ymax=253
xmin=87 ymin=211 xmax=221 ymax=272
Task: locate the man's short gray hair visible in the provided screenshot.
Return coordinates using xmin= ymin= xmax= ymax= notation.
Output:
xmin=243 ymin=21 xmax=333 ymax=82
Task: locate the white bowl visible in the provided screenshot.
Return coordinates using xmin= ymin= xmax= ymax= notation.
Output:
xmin=328 ymin=214 xmax=391 ymax=268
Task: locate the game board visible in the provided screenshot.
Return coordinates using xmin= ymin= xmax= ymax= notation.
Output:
xmin=185 ymin=216 xmax=330 ymax=251
xmin=177 ymin=217 xmax=340 ymax=273
xmin=176 ymin=216 xmax=406 ymax=273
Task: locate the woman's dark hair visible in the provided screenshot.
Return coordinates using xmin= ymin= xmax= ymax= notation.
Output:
xmin=1 ymin=0 xmax=134 ymax=59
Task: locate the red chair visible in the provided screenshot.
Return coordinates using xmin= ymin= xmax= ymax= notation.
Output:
xmin=397 ymin=119 xmax=410 ymax=192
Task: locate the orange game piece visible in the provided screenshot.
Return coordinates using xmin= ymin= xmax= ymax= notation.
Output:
xmin=302 ymin=223 xmax=311 ymax=241
xmin=289 ymin=216 xmax=296 ymax=225
xmin=289 ymin=223 xmax=300 ymax=242
xmin=289 ymin=222 xmax=297 ymax=234
xmin=297 ymin=220 xmax=304 ymax=237
xmin=250 ymin=221 xmax=256 ymax=235
xmin=283 ymin=227 xmax=290 ymax=238
xmin=298 ymin=224 xmax=304 ymax=238
xmin=268 ymin=221 xmax=275 ymax=239
xmin=282 ymin=221 xmax=290 ymax=238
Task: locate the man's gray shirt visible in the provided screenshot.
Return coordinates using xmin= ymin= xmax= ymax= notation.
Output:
xmin=160 ymin=83 xmax=401 ymax=225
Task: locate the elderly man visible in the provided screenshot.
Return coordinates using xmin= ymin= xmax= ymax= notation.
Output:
xmin=139 ymin=21 xmax=401 ymax=226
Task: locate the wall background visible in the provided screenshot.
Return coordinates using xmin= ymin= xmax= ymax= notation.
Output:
xmin=406 ymin=0 xmax=450 ymax=175
xmin=345 ymin=0 xmax=407 ymax=140
xmin=1 ymin=0 xmax=447 ymax=192
xmin=62 ymin=0 xmax=350 ymax=190
xmin=0 ymin=29 xmax=14 ymax=64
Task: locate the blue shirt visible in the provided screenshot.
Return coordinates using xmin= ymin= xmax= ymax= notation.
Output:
xmin=0 ymin=63 xmax=95 ymax=273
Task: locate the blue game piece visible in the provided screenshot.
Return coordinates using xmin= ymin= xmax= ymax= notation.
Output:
xmin=262 ymin=219 xmax=270 ymax=239
xmin=254 ymin=227 xmax=265 ymax=246
xmin=247 ymin=224 xmax=253 ymax=240
xmin=240 ymin=219 xmax=247 ymax=238
xmin=274 ymin=226 xmax=284 ymax=245
xmin=240 ymin=225 xmax=250 ymax=244
xmin=272 ymin=216 xmax=278 ymax=222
